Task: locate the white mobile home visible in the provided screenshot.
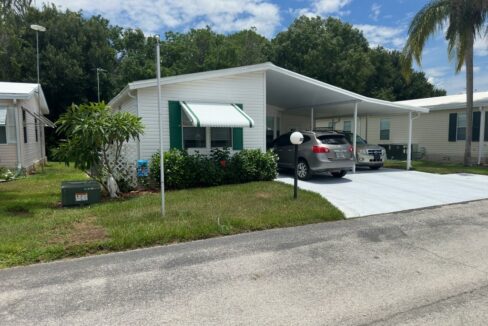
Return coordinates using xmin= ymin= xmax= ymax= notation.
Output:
xmin=0 ymin=82 xmax=54 ymax=171
xmin=109 ymin=62 xmax=426 ymax=171
xmin=317 ymin=92 xmax=488 ymax=164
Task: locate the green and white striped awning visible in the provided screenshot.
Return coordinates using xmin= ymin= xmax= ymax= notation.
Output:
xmin=180 ymin=101 xmax=254 ymax=128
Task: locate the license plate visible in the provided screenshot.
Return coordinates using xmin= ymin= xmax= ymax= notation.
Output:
xmin=335 ymin=152 xmax=345 ymax=159
xmin=75 ymin=192 xmax=88 ymax=202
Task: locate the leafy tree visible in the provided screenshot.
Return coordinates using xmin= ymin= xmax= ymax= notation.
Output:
xmin=402 ymin=0 xmax=488 ymax=166
xmin=272 ymin=16 xmax=374 ymax=95
xmin=53 ymin=102 xmax=144 ymax=194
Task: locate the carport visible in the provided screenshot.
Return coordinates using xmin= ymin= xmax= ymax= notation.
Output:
xmin=264 ymin=64 xmax=429 ymax=171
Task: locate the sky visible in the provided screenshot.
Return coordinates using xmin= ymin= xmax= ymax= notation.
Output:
xmin=36 ymin=0 xmax=488 ymax=95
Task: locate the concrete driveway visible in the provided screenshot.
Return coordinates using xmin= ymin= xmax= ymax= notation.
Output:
xmin=2 ymin=200 xmax=488 ymax=325
xmin=276 ymin=168 xmax=488 ymax=218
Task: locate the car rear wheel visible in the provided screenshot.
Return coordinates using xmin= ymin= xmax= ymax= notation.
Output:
xmin=296 ymin=159 xmax=311 ymax=180
xmin=331 ymin=170 xmax=347 ymax=178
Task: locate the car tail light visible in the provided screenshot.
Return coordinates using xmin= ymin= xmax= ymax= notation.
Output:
xmin=312 ymin=145 xmax=330 ymax=153
xmin=348 ymin=145 xmax=354 ymax=153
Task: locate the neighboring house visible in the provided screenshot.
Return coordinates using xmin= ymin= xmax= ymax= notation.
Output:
xmin=0 ymin=82 xmax=54 ymax=171
xmin=318 ymin=92 xmax=488 ymax=163
xmin=108 ymin=62 xmax=425 ymax=171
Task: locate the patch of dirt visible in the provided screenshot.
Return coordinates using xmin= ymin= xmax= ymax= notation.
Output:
xmin=49 ymin=216 xmax=108 ymax=246
xmin=255 ymin=192 xmax=272 ymax=199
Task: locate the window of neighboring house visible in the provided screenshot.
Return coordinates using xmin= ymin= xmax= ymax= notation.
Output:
xmin=181 ymin=111 xmax=205 ymax=148
xmin=0 ymin=107 xmax=17 ymax=144
xmin=380 ymin=119 xmax=390 ymax=140
xmin=343 ymin=120 xmax=352 ymax=132
xmin=35 ymin=118 xmax=39 ymax=142
xmin=211 ymin=127 xmax=232 ymax=148
xmin=0 ymin=108 xmax=6 ymax=144
xmin=22 ymin=110 xmax=28 ymax=143
xmin=456 ymin=112 xmax=467 ymax=141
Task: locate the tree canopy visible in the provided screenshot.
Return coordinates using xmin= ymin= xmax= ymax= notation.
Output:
xmin=1 ymin=2 xmax=446 ymax=148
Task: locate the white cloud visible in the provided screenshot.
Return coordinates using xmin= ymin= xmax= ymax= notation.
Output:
xmin=354 ymin=24 xmax=405 ymax=49
xmin=38 ymin=0 xmax=281 ymax=37
xmin=369 ymin=3 xmax=381 ymax=21
xmin=474 ymin=34 xmax=488 ymax=56
xmin=297 ymin=0 xmax=352 ymax=17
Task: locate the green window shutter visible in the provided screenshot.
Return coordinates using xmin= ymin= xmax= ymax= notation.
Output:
xmin=472 ymin=111 xmax=481 ymax=142
xmin=168 ymin=101 xmax=182 ymax=149
xmin=232 ymin=103 xmax=244 ymax=150
xmin=448 ymin=113 xmax=457 ymax=142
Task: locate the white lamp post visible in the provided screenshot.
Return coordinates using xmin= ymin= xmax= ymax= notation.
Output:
xmin=290 ymin=131 xmax=304 ymax=199
xmin=30 ymin=24 xmax=46 ymax=170
xmin=96 ymin=67 xmax=107 ymax=102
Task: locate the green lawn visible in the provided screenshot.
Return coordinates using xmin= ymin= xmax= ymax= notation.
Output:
xmin=0 ymin=163 xmax=343 ymax=268
xmin=385 ymin=160 xmax=488 ymax=175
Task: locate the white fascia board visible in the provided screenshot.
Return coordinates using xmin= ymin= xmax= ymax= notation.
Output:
xmin=128 ymin=62 xmax=276 ymax=90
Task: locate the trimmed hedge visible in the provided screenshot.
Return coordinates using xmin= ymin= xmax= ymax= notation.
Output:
xmin=149 ymin=148 xmax=278 ymax=189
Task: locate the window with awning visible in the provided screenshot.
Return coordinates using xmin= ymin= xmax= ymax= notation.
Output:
xmin=180 ymin=101 xmax=254 ymax=128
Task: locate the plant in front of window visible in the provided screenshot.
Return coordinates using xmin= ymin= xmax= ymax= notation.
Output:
xmin=53 ymin=102 xmax=144 ymax=197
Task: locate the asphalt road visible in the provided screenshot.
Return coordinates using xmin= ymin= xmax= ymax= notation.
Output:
xmin=2 ymin=200 xmax=488 ymax=325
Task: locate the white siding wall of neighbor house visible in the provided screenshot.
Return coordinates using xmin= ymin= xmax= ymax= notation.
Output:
xmin=0 ymin=100 xmax=17 ymax=167
xmin=117 ymin=96 xmax=139 ymax=162
xmin=19 ymin=96 xmax=45 ymax=169
xmin=136 ymin=71 xmax=266 ymax=160
xmin=317 ymin=109 xmax=488 ymax=163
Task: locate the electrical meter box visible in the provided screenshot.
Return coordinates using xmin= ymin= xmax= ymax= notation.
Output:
xmin=61 ymin=180 xmax=101 ymax=207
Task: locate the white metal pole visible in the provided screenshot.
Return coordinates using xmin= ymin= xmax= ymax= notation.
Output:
xmin=310 ymin=107 xmax=314 ymax=130
xmin=479 ymin=107 xmax=485 ymax=165
xmin=97 ymin=69 xmax=100 ymax=102
xmin=407 ymin=111 xmax=413 ymax=170
xmin=353 ymin=103 xmax=358 ymax=174
xmin=156 ymin=35 xmax=165 ymax=216
xmin=36 ymin=30 xmax=44 ymax=171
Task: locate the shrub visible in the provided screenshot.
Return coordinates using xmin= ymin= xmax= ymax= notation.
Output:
xmin=149 ymin=148 xmax=277 ymax=189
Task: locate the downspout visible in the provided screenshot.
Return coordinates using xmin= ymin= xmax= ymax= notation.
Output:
xmin=13 ymin=100 xmax=22 ymax=175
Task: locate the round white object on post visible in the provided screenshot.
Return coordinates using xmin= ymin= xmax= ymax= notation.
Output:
xmin=290 ymin=131 xmax=304 ymax=145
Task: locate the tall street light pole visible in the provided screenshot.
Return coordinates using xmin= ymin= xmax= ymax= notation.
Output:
xmin=96 ymin=67 xmax=107 ymax=102
xmin=30 ymin=24 xmax=46 ymax=171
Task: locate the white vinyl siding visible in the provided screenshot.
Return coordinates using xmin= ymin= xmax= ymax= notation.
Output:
xmin=137 ymin=71 xmax=265 ymax=160
xmin=20 ymin=97 xmax=45 ymax=168
xmin=118 ymin=96 xmax=139 ymax=162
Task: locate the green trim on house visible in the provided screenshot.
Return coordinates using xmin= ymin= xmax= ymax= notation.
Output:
xmin=181 ymin=101 xmax=201 ymax=127
xmin=232 ymin=104 xmax=254 ymax=128
xmin=233 ymin=103 xmax=244 ymax=150
xmin=168 ymin=101 xmax=183 ymax=149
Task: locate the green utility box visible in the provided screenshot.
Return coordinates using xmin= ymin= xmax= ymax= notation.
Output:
xmin=61 ymin=180 xmax=101 ymax=207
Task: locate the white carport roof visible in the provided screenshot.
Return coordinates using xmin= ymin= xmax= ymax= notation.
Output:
xmin=396 ymin=92 xmax=488 ymax=111
xmin=0 ymin=82 xmax=49 ymax=114
xmin=109 ymin=62 xmax=428 ymax=116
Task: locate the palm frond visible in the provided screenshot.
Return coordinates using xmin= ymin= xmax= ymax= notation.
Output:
xmin=401 ymin=0 xmax=450 ymax=78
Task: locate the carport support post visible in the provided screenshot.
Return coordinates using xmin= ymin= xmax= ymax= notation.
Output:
xmin=478 ymin=107 xmax=485 ymax=165
xmin=407 ymin=112 xmax=413 ymax=170
xmin=352 ymin=102 xmax=358 ymax=173
xmin=310 ymin=107 xmax=314 ymax=130
xmin=294 ymin=144 xmax=298 ymax=199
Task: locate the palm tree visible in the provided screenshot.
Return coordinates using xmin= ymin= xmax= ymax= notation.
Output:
xmin=402 ymin=0 xmax=488 ymax=166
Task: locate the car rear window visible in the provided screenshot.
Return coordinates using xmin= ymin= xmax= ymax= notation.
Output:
xmin=317 ymin=135 xmax=348 ymax=145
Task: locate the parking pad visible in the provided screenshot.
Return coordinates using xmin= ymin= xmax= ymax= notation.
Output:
xmin=276 ymin=168 xmax=488 ymax=218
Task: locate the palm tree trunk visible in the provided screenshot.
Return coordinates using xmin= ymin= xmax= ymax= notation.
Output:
xmin=464 ymin=32 xmax=474 ymax=166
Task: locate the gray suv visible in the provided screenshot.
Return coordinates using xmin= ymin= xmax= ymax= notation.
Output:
xmin=273 ymin=131 xmax=355 ymax=180
xmin=341 ymin=132 xmax=386 ymax=170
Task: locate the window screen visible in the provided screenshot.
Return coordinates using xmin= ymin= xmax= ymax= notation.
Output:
xmin=183 ymin=127 xmax=206 ymax=148
xmin=380 ymin=119 xmax=390 ymax=140
xmin=211 ymin=128 xmax=232 ymax=148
